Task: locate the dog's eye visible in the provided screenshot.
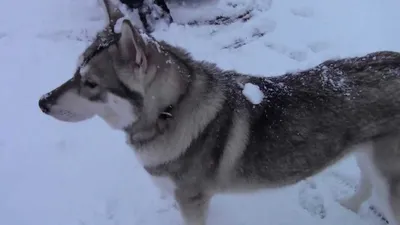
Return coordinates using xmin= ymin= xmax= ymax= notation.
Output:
xmin=83 ymin=80 xmax=98 ymax=89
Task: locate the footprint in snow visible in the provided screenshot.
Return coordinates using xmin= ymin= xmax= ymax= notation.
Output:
xmin=326 ymin=171 xmax=357 ymax=201
xmin=265 ymin=42 xmax=308 ymax=62
xmin=104 ymin=199 xmax=119 ymax=221
xmin=298 ymin=179 xmax=327 ymax=219
xmin=326 ymin=171 xmax=390 ymax=224
xmin=77 ymin=199 xmax=120 ymax=225
xmin=291 ymin=7 xmax=314 ymax=18
xmin=222 ymin=20 xmax=276 ymax=50
xmin=288 ymin=51 xmax=308 ymax=62
xmin=226 ymin=1 xmax=247 ymax=8
xmin=156 ymin=193 xmax=179 ymax=214
xmin=307 ymin=41 xmax=330 ymax=53
xmin=223 ymin=30 xmax=265 ymax=49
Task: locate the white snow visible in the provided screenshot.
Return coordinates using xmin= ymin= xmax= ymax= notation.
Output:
xmin=242 ymin=83 xmax=264 ymax=104
xmin=1 ymin=0 xmax=400 ymax=225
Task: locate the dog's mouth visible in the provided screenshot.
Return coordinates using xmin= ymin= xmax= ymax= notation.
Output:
xmin=47 ymin=107 xmax=94 ymax=122
xmin=39 ymin=97 xmax=95 ymax=123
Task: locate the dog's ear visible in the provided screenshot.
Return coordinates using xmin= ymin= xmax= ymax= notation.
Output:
xmin=118 ymin=20 xmax=148 ymax=71
xmin=99 ymin=0 xmax=124 ymax=26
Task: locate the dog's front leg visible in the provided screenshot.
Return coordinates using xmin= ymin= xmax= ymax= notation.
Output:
xmin=175 ymin=190 xmax=211 ymax=225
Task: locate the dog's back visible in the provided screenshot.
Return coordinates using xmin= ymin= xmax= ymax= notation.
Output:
xmin=219 ymin=51 xmax=400 ymax=187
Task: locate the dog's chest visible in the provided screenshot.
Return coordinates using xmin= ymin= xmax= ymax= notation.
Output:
xmin=127 ymin=139 xmax=178 ymax=196
xmin=150 ymin=176 xmax=177 ymax=196
xmin=132 ymin=151 xmax=178 ymax=196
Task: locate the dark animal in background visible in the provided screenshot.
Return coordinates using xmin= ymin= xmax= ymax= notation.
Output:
xmin=120 ymin=0 xmax=173 ymax=33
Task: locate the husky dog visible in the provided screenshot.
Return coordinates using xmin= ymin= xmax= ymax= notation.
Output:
xmin=38 ymin=0 xmax=400 ymax=224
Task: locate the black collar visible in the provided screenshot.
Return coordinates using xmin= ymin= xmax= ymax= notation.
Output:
xmin=159 ymin=105 xmax=173 ymax=120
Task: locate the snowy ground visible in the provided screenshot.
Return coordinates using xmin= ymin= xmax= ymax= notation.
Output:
xmin=1 ymin=0 xmax=400 ymax=225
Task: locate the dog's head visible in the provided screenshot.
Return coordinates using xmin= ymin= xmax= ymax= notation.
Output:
xmin=38 ymin=0 xmax=185 ymax=131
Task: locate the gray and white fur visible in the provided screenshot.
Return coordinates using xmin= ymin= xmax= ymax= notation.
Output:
xmin=38 ymin=1 xmax=400 ymax=224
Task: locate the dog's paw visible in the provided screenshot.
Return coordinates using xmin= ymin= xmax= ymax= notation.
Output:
xmin=337 ymin=196 xmax=362 ymax=213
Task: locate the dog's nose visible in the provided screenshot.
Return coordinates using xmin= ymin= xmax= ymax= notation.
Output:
xmin=38 ymin=98 xmax=50 ymax=114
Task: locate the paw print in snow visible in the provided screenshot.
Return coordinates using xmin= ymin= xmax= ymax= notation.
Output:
xmin=326 ymin=171 xmax=357 ymax=201
xmin=265 ymin=42 xmax=308 ymax=62
xmin=291 ymin=7 xmax=314 ymax=18
xmin=307 ymin=42 xmax=330 ymax=53
xmin=298 ymin=179 xmax=327 ymax=219
xmin=289 ymin=51 xmax=308 ymax=62
xmin=222 ymin=27 xmax=271 ymax=49
xmin=79 ymin=199 xmax=120 ymax=225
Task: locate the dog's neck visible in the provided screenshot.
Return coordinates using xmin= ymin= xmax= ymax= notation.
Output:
xmin=124 ymin=40 xmax=192 ymax=142
xmin=123 ymin=41 xmax=229 ymax=167
xmin=159 ymin=105 xmax=174 ymax=119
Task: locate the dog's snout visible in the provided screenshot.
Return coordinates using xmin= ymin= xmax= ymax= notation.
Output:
xmin=38 ymin=97 xmax=51 ymax=114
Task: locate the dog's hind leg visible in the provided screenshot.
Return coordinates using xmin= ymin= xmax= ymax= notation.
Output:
xmin=154 ymin=0 xmax=173 ymax=22
xmin=338 ymin=152 xmax=373 ymax=213
xmin=389 ymin=180 xmax=400 ymax=225
xmin=119 ymin=0 xmax=155 ymax=33
xmin=120 ymin=0 xmax=144 ymax=8
xmin=154 ymin=0 xmax=170 ymax=14
xmin=138 ymin=5 xmax=153 ymax=33
xmin=135 ymin=0 xmax=173 ymax=33
xmin=371 ymin=133 xmax=400 ymax=225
